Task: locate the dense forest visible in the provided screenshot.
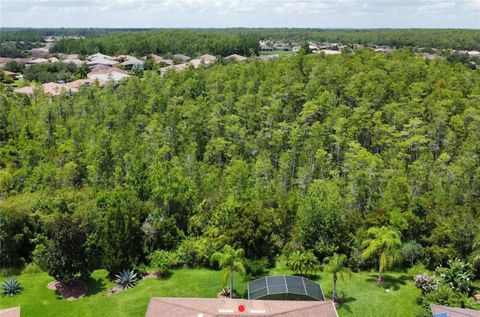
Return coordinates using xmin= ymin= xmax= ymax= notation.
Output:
xmin=1 ymin=48 xmax=480 ymax=269
xmin=236 ymin=28 xmax=480 ymax=50
xmin=0 ymin=28 xmax=149 ymax=42
xmin=50 ymin=30 xmax=260 ymax=57
xmin=49 ymin=29 xmax=480 ymax=56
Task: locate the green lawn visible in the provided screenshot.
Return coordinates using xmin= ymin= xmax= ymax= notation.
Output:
xmin=0 ymin=268 xmax=420 ymax=317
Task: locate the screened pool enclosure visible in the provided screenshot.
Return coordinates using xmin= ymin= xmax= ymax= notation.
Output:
xmin=247 ymin=275 xmax=325 ymax=301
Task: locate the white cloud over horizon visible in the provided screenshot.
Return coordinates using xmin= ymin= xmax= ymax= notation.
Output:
xmin=0 ymin=0 xmax=479 ymax=28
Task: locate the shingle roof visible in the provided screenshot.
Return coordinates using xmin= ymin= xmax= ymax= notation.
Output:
xmin=145 ymin=298 xmax=338 ymax=317
xmin=0 ymin=307 xmax=20 ymax=317
xmin=431 ymin=305 xmax=480 ymax=317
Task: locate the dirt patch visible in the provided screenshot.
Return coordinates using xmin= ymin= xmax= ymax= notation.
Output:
xmin=143 ymin=272 xmax=160 ymax=280
xmin=47 ymin=280 xmax=87 ymax=301
xmin=106 ymin=284 xmax=126 ymax=296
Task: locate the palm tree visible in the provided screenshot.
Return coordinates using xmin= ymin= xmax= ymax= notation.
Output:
xmin=361 ymin=226 xmax=402 ymax=283
xmin=323 ymin=253 xmax=351 ymax=302
xmin=210 ymin=245 xmax=246 ymax=298
xmin=469 ymin=234 xmax=480 ymax=276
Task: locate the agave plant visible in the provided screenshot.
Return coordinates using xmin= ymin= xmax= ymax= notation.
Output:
xmin=115 ymin=269 xmax=138 ymax=289
xmin=1 ymin=277 xmax=23 ymax=296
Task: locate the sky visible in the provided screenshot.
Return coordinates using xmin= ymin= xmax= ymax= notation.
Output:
xmin=0 ymin=0 xmax=479 ymax=28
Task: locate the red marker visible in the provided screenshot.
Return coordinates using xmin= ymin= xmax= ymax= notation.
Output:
xmin=238 ymin=304 xmax=245 ymax=312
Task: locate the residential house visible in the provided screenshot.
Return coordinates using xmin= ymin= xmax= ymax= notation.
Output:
xmin=199 ymin=54 xmax=217 ymax=65
xmin=318 ymin=49 xmax=341 ymax=55
xmin=173 ymin=54 xmax=191 ymax=63
xmin=13 ymin=86 xmax=34 ymax=95
xmin=27 ymin=58 xmax=50 ymax=65
xmin=143 ymin=54 xmax=174 ymax=66
xmin=145 ymin=298 xmax=339 ymax=317
xmin=3 ymin=71 xmax=17 ymax=79
xmin=224 ymin=54 xmax=247 ymax=62
xmin=120 ymin=57 xmax=144 ymax=69
xmin=87 ymin=57 xmax=119 ymax=67
xmin=431 ymin=304 xmax=480 ymax=317
xmin=87 ymin=67 xmax=129 ymax=83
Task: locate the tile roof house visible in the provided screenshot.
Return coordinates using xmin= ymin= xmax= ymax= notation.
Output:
xmin=224 ymin=54 xmax=247 ymax=62
xmin=143 ymin=55 xmax=174 ymax=66
xmin=120 ymin=57 xmax=145 ymax=69
xmin=87 ymin=67 xmax=129 ymax=82
xmin=0 ymin=307 xmax=20 ymax=317
xmin=3 ymin=70 xmax=17 ymax=78
xmin=13 ymin=86 xmax=34 ymax=95
xmin=431 ymin=304 xmax=480 ymax=317
xmin=145 ymin=298 xmax=339 ymax=317
xmin=199 ymin=54 xmax=217 ymax=64
xmin=42 ymin=82 xmax=67 ymax=96
xmin=27 ymin=58 xmax=50 ymax=65
xmin=173 ymin=54 xmax=191 ymax=62
xmin=87 ymin=57 xmax=119 ymax=67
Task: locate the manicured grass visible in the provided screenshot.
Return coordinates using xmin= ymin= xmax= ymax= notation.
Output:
xmin=0 ymin=268 xmax=420 ymax=316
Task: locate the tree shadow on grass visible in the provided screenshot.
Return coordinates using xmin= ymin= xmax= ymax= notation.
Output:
xmin=84 ymin=276 xmax=108 ymax=296
xmin=336 ymin=294 xmax=357 ymax=313
xmin=365 ymin=274 xmax=409 ymax=291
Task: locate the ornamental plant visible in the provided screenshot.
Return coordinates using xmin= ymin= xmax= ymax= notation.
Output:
xmin=414 ymin=273 xmax=440 ymax=294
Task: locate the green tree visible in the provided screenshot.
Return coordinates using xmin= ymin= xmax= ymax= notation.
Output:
xmin=361 ymin=226 xmax=402 ymax=282
xmin=286 ymin=250 xmax=319 ymax=276
xmin=43 ymin=214 xmax=94 ymax=283
xmin=323 ymin=253 xmax=351 ymax=301
xmin=210 ymin=245 xmax=246 ymax=298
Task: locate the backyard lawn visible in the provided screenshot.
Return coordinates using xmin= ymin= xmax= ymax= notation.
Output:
xmin=0 ymin=268 xmax=420 ymax=317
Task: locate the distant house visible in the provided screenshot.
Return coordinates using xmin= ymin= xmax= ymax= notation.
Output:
xmin=261 ymin=44 xmax=274 ymax=51
xmin=42 ymin=82 xmax=66 ymax=96
xmin=143 ymin=54 xmax=174 ymax=66
xmin=173 ymin=54 xmax=191 ymax=63
xmin=468 ymin=51 xmax=480 ymax=58
xmin=62 ymin=58 xmax=85 ymax=66
xmin=199 ymin=54 xmax=217 ymax=64
xmin=3 ymin=70 xmax=16 ymax=79
xmin=87 ymin=57 xmax=119 ymax=67
xmin=28 ymin=47 xmax=50 ymax=58
xmin=145 ymin=298 xmax=338 ymax=317
xmin=431 ymin=304 xmax=480 ymax=317
xmin=224 ymin=54 xmax=247 ymax=62
xmin=27 ymin=58 xmax=50 ymax=65
xmin=14 ymin=86 xmax=34 ymax=95
xmin=87 ymin=67 xmax=129 ymax=82
xmin=65 ymin=79 xmax=97 ymax=91
xmin=120 ymin=57 xmax=144 ymax=69
xmin=87 ymin=53 xmax=113 ymax=60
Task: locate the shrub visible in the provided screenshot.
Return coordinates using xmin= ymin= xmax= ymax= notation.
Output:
xmin=1 ymin=277 xmax=22 ymax=296
xmin=115 ymin=269 xmax=138 ymax=289
xmin=286 ymin=250 xmax=319 ymax=276
xmin=414 ymin=273 xmax=440 ymax=294
xmin=148 ymin=250 xmax=180 ymax=276
xmin=22 ymin=263 xmax=43 ymax=275
xmin=245 ymin=258 xmax=269 ymax=279
xmin=401 ymin=241 xmax=424 ymax=267
xmin=177 ymin=237 xmax=214 ymax=268
xmin=438 ymin=259 xmax=475 ymax=295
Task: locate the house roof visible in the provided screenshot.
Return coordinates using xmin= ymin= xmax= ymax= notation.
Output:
xmin=0 ymin=307 xmax=20 ymax=317
xmin=62 ymin=58 xmax=85 ymax=66
xmin=65 ymin=79 xmax=94 ymax=91
xmin=225 ymin=54 xmax=247 ymax=62
xmin=14 ymin=86 xmax=34 ymax=95
xmin=87 ymin=58 xmax=119 ymax=66
xmin=87 ymin=69 xmax=129 ymax=82
xmin=143 ymin=55 xmax=174 ymax=65
xmin=3 ymin=70 xmax=16 ymax=76
xmin=199 ymin=54 xmax=217 ymax=63
xmin=145 ymin=298 xmax=338 ymax=317
xmin=42 ymin=82 xmax=66 ymax=96
xmin=120 ymin=58 xmax=144 ymax=66
xmin=88 ymin=53 xmax=113 ymax=60
xmin=431 ymin=305 xmax=480 ymax=317
xmin=27 ymin=58 xmax=49 ymax=64
xmin=173 ymin=54 xmax=191 ymax=61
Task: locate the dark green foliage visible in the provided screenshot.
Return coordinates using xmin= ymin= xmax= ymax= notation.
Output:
xmin=0 ymin=277 xmax=22 ymax=296
xmin=43 ymin=213 xmax=94 ymax=283
xmin=3 ymin=61 xmax=25 ymax=73
xmin=148 ymin=250 xmax=180 ymax=276
xmin=114 ymin=269 xmax=138 ymax=289
xmin=438 ymin=259 xmax=475 ymax=295
xmin=51 ymin=30 xmax=259 ymax=57
xmin=93 ymin=190 xmax=146 ymax=276
xmin=286 ymin=250 xmax=319 ymax=276
xmin=0 ymin=49 xmax=479 ymax=280
xmin=23 ymin=62 xmax=83 ymax=83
